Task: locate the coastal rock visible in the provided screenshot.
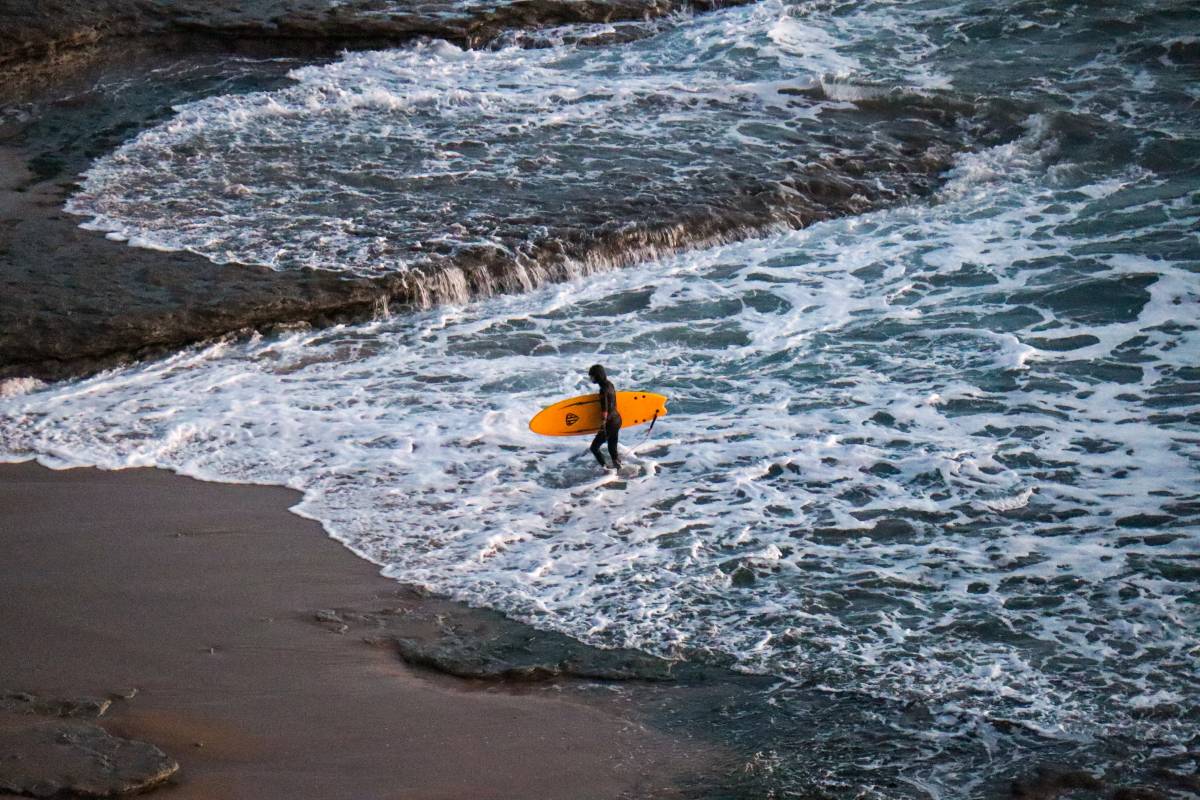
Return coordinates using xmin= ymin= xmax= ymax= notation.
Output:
xmin=1111 ymin=789 xmax=1168 ymax=800
xmin=0 ymin=0 xmax=977 ymax=384
xmin=0 ymin=0 xmax=803 ymax=387
xmin=1 ymin=691 xmax=112 ymax=718
xmin=1007 ymin=766 xmax=1194 ymax=800
xmin=314 ymin=603 xmax=713 ymax=682
xmin=0 ymin=147 xmax=957 ymax=383
xmin=0 ymin=0 xmax=756 ymax=70
xmin=0 ymin=717 xmax=178 ymax=797
xmin=1010 ymin=768 xmax=1103 ymax=799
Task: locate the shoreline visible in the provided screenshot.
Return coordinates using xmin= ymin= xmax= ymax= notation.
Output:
xmin=0 ymin=461 xmax=735 ymax=798
xmin=0 ymin=0 xmax=970 ymax=385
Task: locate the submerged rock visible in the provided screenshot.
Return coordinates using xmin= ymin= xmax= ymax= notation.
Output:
xmin=314 ymin=602 xmax=715 ymax=682
xmin=0 ymin=718 xmax=178 ymax=797
xmin=1010 ymin=768 xmax=1103 ymax=799
xmin=1007 ymin=765 xmax=1196 ymax=800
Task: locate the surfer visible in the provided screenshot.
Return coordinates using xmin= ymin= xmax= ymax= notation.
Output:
xmin=588 ymin=364 xmax=622 ymax=470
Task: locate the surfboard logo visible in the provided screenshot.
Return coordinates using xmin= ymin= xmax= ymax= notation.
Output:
xmin=529 ymin=391 xmax=666 ymax=436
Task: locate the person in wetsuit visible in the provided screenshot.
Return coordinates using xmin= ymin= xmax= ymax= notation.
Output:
xmin=588 ymin=364 xmax=622 ymax=470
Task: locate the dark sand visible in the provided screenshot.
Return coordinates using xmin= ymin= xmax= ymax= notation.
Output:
xmin=0 ymin=461 xmax=718 ymax=799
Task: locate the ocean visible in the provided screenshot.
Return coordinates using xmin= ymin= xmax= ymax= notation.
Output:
xmin=2 ymin=0 xmax=1198 ymax=795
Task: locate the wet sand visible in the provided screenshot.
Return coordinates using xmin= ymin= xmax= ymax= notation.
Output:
xmin=0 ymin=461 xmax=715 ymax=799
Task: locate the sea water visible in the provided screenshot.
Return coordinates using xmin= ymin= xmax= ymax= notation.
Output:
xmin=3 ymin=0 xmax=1198 ymax=795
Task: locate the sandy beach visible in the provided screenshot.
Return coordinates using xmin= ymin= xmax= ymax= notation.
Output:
xmin=0 ymin=461 xmax=721 ymax=799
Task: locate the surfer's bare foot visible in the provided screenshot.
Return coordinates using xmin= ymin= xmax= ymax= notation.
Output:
xmin=612 ymin=461 xmax=623 ymax=471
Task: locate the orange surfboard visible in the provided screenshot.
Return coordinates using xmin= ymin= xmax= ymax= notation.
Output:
xmin=529 ymin=391 xmax=669 ymax=437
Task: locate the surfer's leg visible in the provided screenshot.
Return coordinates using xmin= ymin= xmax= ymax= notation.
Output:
xmin=590 ymin=430 xmax=608 ymax=467
xmin=607 ymin=417 xmax=622 ymax=469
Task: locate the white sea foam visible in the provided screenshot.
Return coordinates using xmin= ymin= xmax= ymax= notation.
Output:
xmin=0 ymin=377 xmax=47 ymax=398
xmin=7 ymin=124 xmax=1199 ymax=774
xmin=63 ymin=0 xmax=950 ymax=278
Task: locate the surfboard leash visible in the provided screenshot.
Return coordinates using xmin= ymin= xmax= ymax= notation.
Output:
xmin=642 ymin=408 xmax=660 ymax=442
xmin=579 ymin=409 xmax=661 ymax=459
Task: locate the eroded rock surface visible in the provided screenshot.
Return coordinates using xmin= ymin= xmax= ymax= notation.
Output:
xmin=1007 ymin=765 xmax=1200 ymax=800
xmin=0 ymin=694 xmax=177 ymax=798
xmin=0 ymin=0 xmax=774 ymax=384
xmin=314 ymin=599 xmax=722 ymax=682
xmin=0 ymin=0 xmax=748 ymax=69
xmin=0 ymin=0 xmax=992 ymax=385
xmin=0 ymin=692 xmax=112 ymax=719
xmin=0 ymin=721 xmax=178 ymax=798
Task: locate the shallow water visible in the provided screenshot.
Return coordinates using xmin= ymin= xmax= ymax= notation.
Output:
xmin=4 ymin=0 xmax=1199 ymax=795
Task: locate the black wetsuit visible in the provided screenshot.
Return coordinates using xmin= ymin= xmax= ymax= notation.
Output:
xmin=590 ymin=379 xmax=622 ymax=468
